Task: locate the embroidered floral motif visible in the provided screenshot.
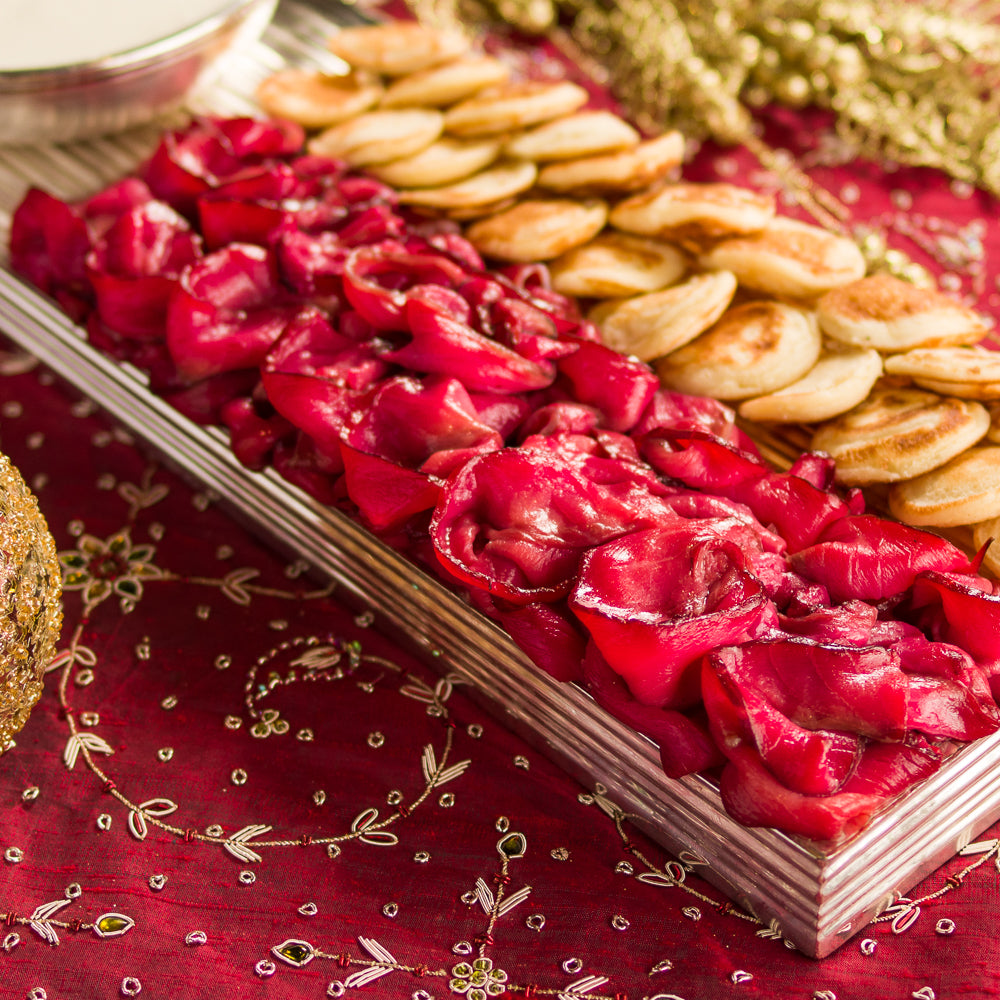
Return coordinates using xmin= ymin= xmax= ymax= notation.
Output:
xmin=59 ymin=531 xmax=161 ymax=610
xmin=249 ymin=709 xmax=289 ymax=739
xmin=448 ymin=957 xmax=508 ymax=998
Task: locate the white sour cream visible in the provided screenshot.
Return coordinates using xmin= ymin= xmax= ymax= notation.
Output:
xmin=1 ymin=0 xmax=237 ymax=71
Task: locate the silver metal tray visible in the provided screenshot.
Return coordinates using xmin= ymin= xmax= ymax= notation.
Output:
xmin=3 ymin=1 xmax=1000 ymax=959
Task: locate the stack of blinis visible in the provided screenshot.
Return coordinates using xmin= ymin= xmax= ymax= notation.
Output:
xmin=257 ymin=20 xmax=1000 ymax=572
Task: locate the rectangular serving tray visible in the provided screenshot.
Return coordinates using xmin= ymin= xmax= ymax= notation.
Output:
xmin=2 ymin=1 xmax=1000 ymax=958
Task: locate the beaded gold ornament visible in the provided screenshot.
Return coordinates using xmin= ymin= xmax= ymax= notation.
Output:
xmin=0 ymin=452 xmax=62 ymax=751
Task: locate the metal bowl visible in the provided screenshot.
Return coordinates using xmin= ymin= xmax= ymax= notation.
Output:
xmin=0 ymin=0 xmax=278 ymax=145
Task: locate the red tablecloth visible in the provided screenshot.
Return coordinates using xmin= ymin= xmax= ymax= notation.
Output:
xmin=5 ymin=8 xmax=1000 ymax=999
xmin=4 ymin=308 xmax=1000 ymax=999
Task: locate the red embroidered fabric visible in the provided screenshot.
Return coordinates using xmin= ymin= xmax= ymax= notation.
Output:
xmin=5 ymin=11 xmax=1000 ymax=1000
xmin=3 ymin=304 xmax=1000 ymax=998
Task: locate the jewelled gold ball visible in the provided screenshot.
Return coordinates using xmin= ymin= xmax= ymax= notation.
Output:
xmin=0 ymin=452 xmax=62 ymax=751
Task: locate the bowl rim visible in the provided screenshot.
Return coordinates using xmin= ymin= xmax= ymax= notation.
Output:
xmin=0 ymin=0 xmax=271 ymax=85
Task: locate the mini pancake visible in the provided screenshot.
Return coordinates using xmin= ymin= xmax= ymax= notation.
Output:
xmin=307 ymin=108 xmax=444 ymax=166
xmin=655 ymin=300 xmax=821 ymax=401
xmin=548 ymin=232 xmax=687 ymax=298
xmin=367 ymin=136 xmax=502 ymax=187
xmin=817 ymin=273 xmax=991 ymax=351
xmin=971 ymin=516 xmax=1000 ymax=577
xmin=443 ymin=80 xmax=589 ymax=136
xmin=464 ymin=198 xmax=608 ymax=261
xmin=888 ymin=445 xmax=1000 ymax=527
xmin=327 ymin=22 xmax=469 ymax=76
xmin=988 ymin=402 xmax=1000 ymax=444
xmin=883 ymin=346 xmax=1000 ymax=399
xmin=737 ymin=346 xmax=883 ymax=424
xmin=255 ymin=69 xmax=383 ymax=129
xmin=441 ymin=196 xmax=519 ymax=221
xmin=810 ymin=388 xmax=990 ymax=486
xmin=396 ymin=159 xmax=537 ymax=210
xmin=504 ymin=110 xmax=640 ymax=161
xmin=591 ymin=270 xmax=738 ymax=362
xmin=698 ymin=217 xmax=866 ymax=300
xmin=609 ymin=181 xmax=775 ymax=242
xmin=379 ymin=54 xmax=510 ymax=108
xmin=909 ymin=377 xmax=1000 ymax=401
xmin=535 ymin=131 xmax=685 ymax=195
